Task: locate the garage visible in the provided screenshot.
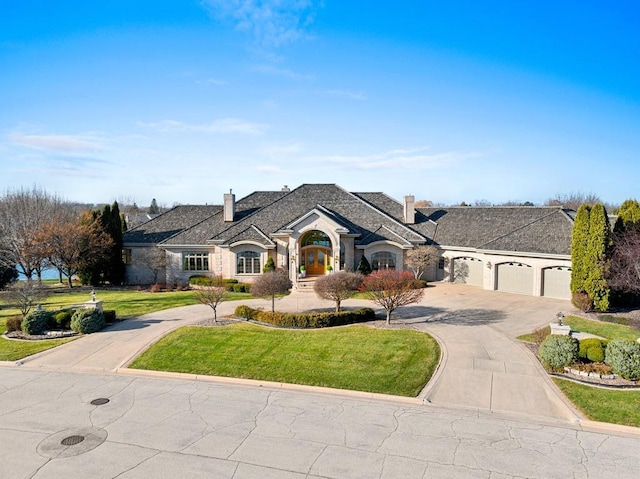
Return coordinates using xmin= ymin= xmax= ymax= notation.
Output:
xmin=542 ymin=266 xmax=572 ymax=300
xmin=496 ymin=262 xmax=533 ymax=295
xmin=452 ymin=257 xmax=483 ymax=286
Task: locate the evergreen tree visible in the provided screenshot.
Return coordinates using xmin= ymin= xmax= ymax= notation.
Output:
xmin=0 ymin=263 xmax=18 ymax=289
xmin=584 ymin=203 xmax=612 ymax=312
xmin=570 ymin=204 xmax=590 ymax=294
xmin=106 ymin=201 xmax=125 ymax=285
xmin=262 ymin=256 xmax=276 ymax=273
xmin=148 ymin=198 xmax=159 ymax=215
xmin=356 ymin=256 xmax=372 ymax=275
xmin=614 ymin=199 xmax=640 ymax=234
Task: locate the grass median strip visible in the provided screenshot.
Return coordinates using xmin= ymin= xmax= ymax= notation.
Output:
xmin=553 ymin=378 xmax=640 ymax=427
xmin=130 ymin=323 xmax=440 ymax=397
xmin=0 ymin=336 xmax=77 ymax=362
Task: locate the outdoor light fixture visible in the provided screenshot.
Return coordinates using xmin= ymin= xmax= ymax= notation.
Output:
xmin=486 ymin=261 xmax=492 ymax=269
xmin=556 ymin=312 xmax=564 ymax=325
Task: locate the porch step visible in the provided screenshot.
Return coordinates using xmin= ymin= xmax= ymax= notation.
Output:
xmin=296 ymin=276 xmax=320 ymax=293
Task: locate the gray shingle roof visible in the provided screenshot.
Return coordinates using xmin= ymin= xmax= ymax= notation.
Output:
xmin=123 ymin=205 xmax=221 ymax=244
xmin=417 ymin=206 xmax=574 ymax=255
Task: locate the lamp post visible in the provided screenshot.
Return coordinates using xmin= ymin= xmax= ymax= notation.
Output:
xmin=556 ymin=312 xmax=564 ymax=326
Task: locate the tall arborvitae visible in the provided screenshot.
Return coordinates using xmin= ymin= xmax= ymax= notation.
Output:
xmin=570 ymin=204 xmax=591 ymax=294
xmin=107 ymin=201 xmax=125 ymax=285
xmin=584 ymin=203 xmax=612 ymax=312
xmin=614 ymin=199 xmax=640 ymax=234
xmin=78 ymin=210 xmax=105 ymax=286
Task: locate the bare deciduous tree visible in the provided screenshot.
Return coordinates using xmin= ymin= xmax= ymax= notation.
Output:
xmin=360 ymin=270 xmax=425 ymax=324
xmin=4 ymin=279 xmax=49 ymax=316
xmin=251 ymin=269 xmax=292 ymax=312
xmin=0 ymin=187 xmax=71 ymax=280
xmin=313 ymin=271 xmax=363 ymax=312
xmin=606 ymin=229 xmax=640 ymax=294
xmin=405 ymin=245 xmax=439 ymax=280
xmin=545 ymin=192 xmax=601 ymax=211
xmin=137 ymin=247 xmax=167 ymax=284
xmin=194 ymin=275 xmax=227 ymax=323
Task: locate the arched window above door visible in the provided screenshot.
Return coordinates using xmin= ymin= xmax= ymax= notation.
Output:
xmin=301 ymin=230 xmax=331 ymax=247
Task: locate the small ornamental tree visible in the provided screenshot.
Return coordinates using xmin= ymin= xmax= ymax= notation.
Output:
xmin=251 ymin=269 xmax=292 ymax=312
xmin=356 ymin=256 xmax=372 ymax=275
xmin=313 ymin=271 xmax=363 ymax=312
xmin=405 ymin=245 xmax=438 ymax=280
xmin=263 ymin=256 xmax=276 ymax=273
xmin=360 ymin=269 xmax=424 ymax=324
xmin=5 ymin=280 xmax=48 ymax=316
xmin=194 ymin=275 xmax=227 ymax=323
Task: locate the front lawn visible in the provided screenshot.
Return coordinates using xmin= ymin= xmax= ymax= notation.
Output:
xmin=564 ymin=315 xmax=640 ymax=342
xmin=130 ymin=323 xmax=440 ymax=397
xmin=0 ymin=288 xmax=250 ymax=361
xmin=553 ymin=378 xmax=640 ymax=427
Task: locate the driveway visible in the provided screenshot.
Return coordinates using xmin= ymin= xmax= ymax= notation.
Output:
xmin=17 ymin=283 xmax=576 ymax=421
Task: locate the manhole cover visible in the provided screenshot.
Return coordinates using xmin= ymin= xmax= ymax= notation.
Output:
xmin=90 ymin=398 xmax=110 ymax=405
xmin=60 ymin=435 xmax=85 ymax=446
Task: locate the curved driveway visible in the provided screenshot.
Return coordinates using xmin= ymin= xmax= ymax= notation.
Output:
xmin=18 ymin=283 xmax=576 ymax=421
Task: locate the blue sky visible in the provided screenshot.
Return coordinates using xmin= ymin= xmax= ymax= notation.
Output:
xmin=1 ymin=1 xmax=638 ymax=207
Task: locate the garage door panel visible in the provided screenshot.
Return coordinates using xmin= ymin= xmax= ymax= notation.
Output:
xmin=542 ymin=266 xmax=571 ymax=300
xmin=453 ymin=257 xmax=483 ymax=286
xmin=497 ymin=262 xmax=533 ymax=295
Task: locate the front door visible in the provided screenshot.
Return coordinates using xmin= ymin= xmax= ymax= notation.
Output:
xmin=305 ymin=247 xmax=328 ymax=275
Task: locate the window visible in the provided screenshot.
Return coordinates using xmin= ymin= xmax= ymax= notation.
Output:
xmin=183 ymin=252 xmax=209 ymax=271
xmin=122 ymin=248 xmax=132 ymax=266
xmin=301 ymin=230 xmax=331 ymax=247
xmin=237 ymin=251 xmax=261 ymax=274
xmin=438 ymin=258 xmax=445 ymax=270
xmin=371 ymin=251 xmax=396 ymax=271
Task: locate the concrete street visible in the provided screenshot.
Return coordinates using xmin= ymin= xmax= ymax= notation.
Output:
xmin=1 ymin=283 xmax=638 ymax=478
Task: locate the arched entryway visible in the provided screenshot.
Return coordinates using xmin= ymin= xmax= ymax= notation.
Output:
xmin=300 ymin=230 xmax=332 ymax=275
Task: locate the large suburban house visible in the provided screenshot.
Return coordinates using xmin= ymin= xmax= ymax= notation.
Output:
xmin=122 ymin=184 xmax=574 ymax=300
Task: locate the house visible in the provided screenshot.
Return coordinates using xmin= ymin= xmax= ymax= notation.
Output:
xmin=122 ymin=184 xmax=574 ymax=299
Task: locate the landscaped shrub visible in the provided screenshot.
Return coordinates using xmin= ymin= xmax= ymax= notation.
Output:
xmin=578 ymin=338 xmax=607 ymax=363
xmin=21 ymin=310 xmax=51 ymax=335
xmin=52 ymin=309 xmax=74 ymax=330
xmin=189 ymin=276 xmax=238 ymax=287
xmin=233 ymin=305 xmax=376 ymax=328
xmin=539 ymin=335 xmax=579 ymax=371
xmin=103 ymin=310 xmax=117 ymax=324
xmin=604 ymin=339 xmax=640 ymax=380
xmin=150 ymin=283 xmax=164 ymax=293
xmin=356 ymin=256 xmax=372 ymax=275
xmin=71 ymin=309 xmax=106 ymax=334
xmin=5 ymin=315 xmax=23 ymax=333
xmin=263 ymin=256 xmax=276 ymax=273
xmin=234 ymin=305 xmax=259 ymax=320
xmin=571 ymin=292 xmax=593 ymax=313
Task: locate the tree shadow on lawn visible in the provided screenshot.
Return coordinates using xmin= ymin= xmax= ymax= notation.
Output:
xmin=393 ymin=305 xmax=506 ymax=326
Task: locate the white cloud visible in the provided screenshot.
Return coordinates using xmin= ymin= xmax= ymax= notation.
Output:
xmin=301 ymin=148 xmax=484 ymax=171
xmin=9 ymin=133 xmax=103 ymax=152
xmin=201 ymin=0 xmax=319 ymax=49
xmin=254 ymin=164 xmax=282 ymax=174
xmin=325 ymin=89 xmax=367 ymax=101
xmin=138 ymin=118 xmax=268 ymax=135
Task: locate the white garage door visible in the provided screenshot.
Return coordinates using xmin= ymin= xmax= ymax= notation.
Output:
xmin=452 ymin=257 xmax=483 ymax=286
xmin=496 ymin=262 xmax=533 ymax=295
xmin=542 ymin=266 xmax=571 ymax=300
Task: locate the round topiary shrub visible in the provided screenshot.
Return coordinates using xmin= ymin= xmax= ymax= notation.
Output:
xmin=604 ymin=339 xmax=640 ymax=380
xmin=5 ymin=315 xmax=24 ymax=333
xmin=539 ymin=335 xmax=579 ymax=371
xmin=578 ymin=338 xmax=607 ymax=363
xmin=52 ymin=309 xmax=74 ymax=330
xmin=70 ymin=309 xmax=106 ymax=334
xmin=21 ymin=310 xmax=51 ymax=335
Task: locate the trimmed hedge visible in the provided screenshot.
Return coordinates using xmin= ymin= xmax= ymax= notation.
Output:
xmin=22 ymin=310 xmax=51 ymax=335
xmin=539 ymin=335 xmax=579 ymax=371
xmin=234 ymin=305 xmax=376 ymax=328
xmin=189 ymin=275 xmax=238 ymax=286
xmin=71 ymin=309 xmax=106 ymax=334
xmin=104 ymin=310 xmax=117 ymax=324
xmin=578 ymin=338 xmax=607 ymax=363
xmin=52 ymin=309 xmax=74 ymax=330
xmin=605 ymin=339 xmax=640 ymax=380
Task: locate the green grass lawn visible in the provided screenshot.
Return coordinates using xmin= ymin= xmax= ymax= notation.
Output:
xmin=553 ymin=378 xmax=640 ymax=427
xmin=564 ymin=315 xmax=640 ymax=342
xmin=0 ymin=288 xmax=250 ymax=361
xmin=130 ymin=323 xmax=440 ymax=397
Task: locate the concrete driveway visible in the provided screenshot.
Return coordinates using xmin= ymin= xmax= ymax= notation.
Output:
xmin=17 ymin=282 xmax=578 ymax=421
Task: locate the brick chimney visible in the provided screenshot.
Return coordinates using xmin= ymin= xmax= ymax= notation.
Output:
xmin=404 ymin=195 xmax=415 ymax=224
xmin=224 ymin=189 xmax=235 ymax=222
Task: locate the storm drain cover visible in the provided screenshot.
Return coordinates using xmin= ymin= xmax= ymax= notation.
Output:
xmin=37 ymin=427 xmax=107 ymax=459
xmin=90 ymin=398 xmax=110 ymax=405
xmin=61 ymin=435 xmax=85 ymax=446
